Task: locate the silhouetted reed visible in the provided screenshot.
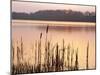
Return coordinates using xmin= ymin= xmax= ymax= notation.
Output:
xmin=74 ymin=48 xmax=79 ymax=70
xmin=62 ymin=39 xmax=65 ymax=70
xmin=20 ymin=37 xmax=23 ymax=61
xmin=71 ymin=49 xmax=74 ymax=70
xmin=67 ymin=44 xmax=70 ymax=70
xmin=12 ymin=25 xmax=90 ymax=74
xmin=86 ymin=42 xmax=89 ymax=69
xmin=12 ymin=44 xmax=14 ymax=64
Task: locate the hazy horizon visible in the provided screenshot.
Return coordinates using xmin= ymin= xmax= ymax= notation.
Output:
xmin=12 ymin=1 xmax=95 ymax=14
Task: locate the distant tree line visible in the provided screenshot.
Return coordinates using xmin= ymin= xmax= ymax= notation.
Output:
xmin=12 ymin=10 xmax=96 ymax=22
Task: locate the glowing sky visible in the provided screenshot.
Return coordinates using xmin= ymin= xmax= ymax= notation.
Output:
xmin=12 ymin=1 xmax=95 ymax=13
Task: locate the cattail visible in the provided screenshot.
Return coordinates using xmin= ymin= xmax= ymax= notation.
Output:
xmin=62 ymin=39 xmax=65 ymax=70
xmin=45 ymin=25 xmax=49 ymax=71
xmin=58 ymin=49 xmax=61 ymax=70
xmin=86 ymin=42 xmax=89 ymax=69
xmin=67 ymin=44 xmax=70 ymax=70
xmin=20 ymin=37 xmax=23 ymax=61
xmin=46 ymin=25 xmax=49 ymax=33
xmin=37 ymin=42 xmax=40 ymax=72
xmin=40 ymin=33 xmax=42 ymax=68
xmin=47 ymin=41 xmax=50 ymax=71
xmin=35 ymin=40 xmax=37 ymax=71
xmin=56 ymin=43 xmax=59 ymax=71
xmin=75 ymin=48 xmax=79 ymax=70
xmin=37 ymin=33 xmax=42 ymax=72
xmin=40 ymin=32 xmax=42 ymax=39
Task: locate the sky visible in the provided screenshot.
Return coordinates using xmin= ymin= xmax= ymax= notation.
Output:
xmin=12 ymin=1 xmax=95 ymax=14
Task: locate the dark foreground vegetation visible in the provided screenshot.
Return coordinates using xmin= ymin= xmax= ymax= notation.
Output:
xmin=12 ymin=10 xmax=96 ymax=22
xmin=12 ymin=26 xmax=89 ymax=75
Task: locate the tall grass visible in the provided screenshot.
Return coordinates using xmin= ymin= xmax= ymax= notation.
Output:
xmin=12 ymin=25 xmax=90 ymax=75
xmin=62 ymin=39 xmax=65 ymax=70
xmin=86 ymin=42 xmax=89 ymax=69
xmin=71 ymin=48 xmax=74 ymax=70
xmin=67 ymin=44 xmax=70 ymax=70
xmin=74 ymin=48 xmax=79 ymax=70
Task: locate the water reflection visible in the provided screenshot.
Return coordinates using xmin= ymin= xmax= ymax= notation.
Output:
xmin=12 ymin=20 xmax=96 ymax=74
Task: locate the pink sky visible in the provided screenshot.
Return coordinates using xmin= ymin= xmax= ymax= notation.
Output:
xmin=12 ymin=1 xmax=95 ymax=13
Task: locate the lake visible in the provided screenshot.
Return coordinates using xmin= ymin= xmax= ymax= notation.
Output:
xmin=12 ymin=20 xmax=96 ymax=70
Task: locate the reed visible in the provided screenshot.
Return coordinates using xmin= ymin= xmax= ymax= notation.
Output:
xmin=20 ymin=37 xmax=23 ymax=61
xmin=86 ymin=42 xmax=89 ymax=69
xmin=71 ymin=49 xmax=74 ymax=70
xmin=11 ymin=25 xmax=91 ymax=74
xmin=11 ymin=41 xmax=15 ymax=75
xmin=17 ymin=42 xmax=20 ymax=65
xmin=34 ymin=40 xmax=37 ymax=70
xmin=74 ymin=48 xmax=79 ymax=70
xmin=62 ymin=39 xmax=65 ymax=70
xmin=67 ymin=44 xmax=70 ymax=70
xmin=12 ymin=44 xmax=14 ymax=65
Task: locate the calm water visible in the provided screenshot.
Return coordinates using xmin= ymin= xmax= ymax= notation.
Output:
xmin=12 ymin=20 xmax=96 ymax=70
